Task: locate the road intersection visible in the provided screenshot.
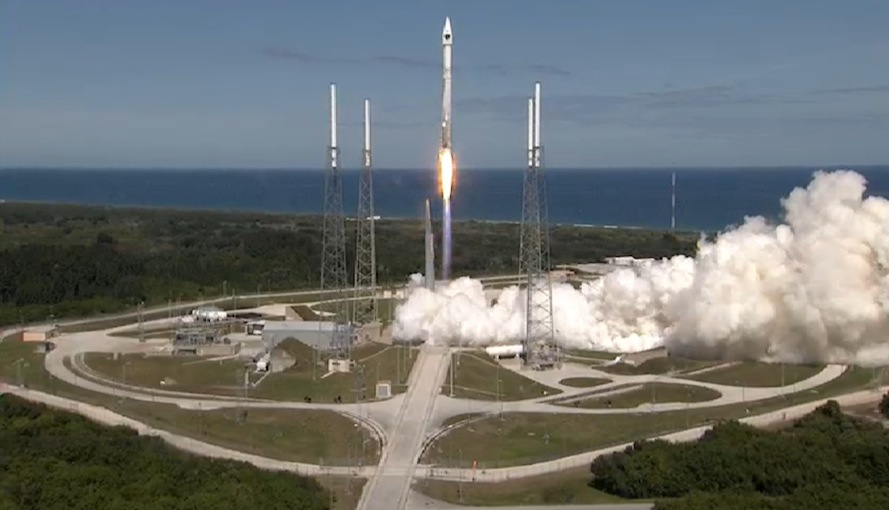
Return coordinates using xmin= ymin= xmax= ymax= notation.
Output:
xmin=4 ymin=312 xmax=883 ymax=510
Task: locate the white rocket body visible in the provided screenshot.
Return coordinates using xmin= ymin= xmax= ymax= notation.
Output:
xmin=441 ymin=17 xmax=453 ymax=150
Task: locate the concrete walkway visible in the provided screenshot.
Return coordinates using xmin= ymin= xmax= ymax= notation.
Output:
xmin=359 ymin=346 xmax=451 ymax=510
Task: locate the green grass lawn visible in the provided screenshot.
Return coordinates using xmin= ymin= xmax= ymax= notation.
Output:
xmin=79 ymin=340 xmax=417 ymax=403
xmin=422 ymin=366 xmax=878 ymax=468
xmin=251 ymin=340 xmax=416 ymax=403
xmin=56 ymin=291 xmax=334 ymax=333
xmin=558 ymin=377 xmax=612 ymax=388
xmin=597 ymin=356 xmax=715 ymax=375
xmin=317 ymin=477 xmax=367 ymax=510
xmin=414 ymin=466 xmax=641 ymax=506
xmin=681 ymin=361 xmax=824 ymax=387
xmin=312 ymin=298 xmax=397 ymax=325
xmin=113 ymin=399 xmax=379 ymax=466
xmin=83 ymin=352 xmax=253 ymax=393
xmin=561 ymin=349 xmax=619 ymax=361
xmin=442 ymin=352 xmax=562 ymax=401
xmin=565 ymin=383 xmax=722 ymax=409
xmin=0 ymin=339 xmax=379 ymax=468
xmin=0 ymin=339 xmax=54 ymax=389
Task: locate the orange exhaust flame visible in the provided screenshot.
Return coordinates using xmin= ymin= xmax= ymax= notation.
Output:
xmin=439 ymin=148 xmax=455 ymax=201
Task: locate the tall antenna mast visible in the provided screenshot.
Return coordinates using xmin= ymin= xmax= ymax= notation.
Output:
xmin=354 ymin=98 xmax=378 ymax=325
xmin=519 ymin=82 xmax=557 ymax=370
xmin=320 ymin=83 xmax=351 ymax=360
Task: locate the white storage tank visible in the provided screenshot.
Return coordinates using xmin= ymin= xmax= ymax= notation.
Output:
xmin=484 ymin=344 xmax=525 ymax=359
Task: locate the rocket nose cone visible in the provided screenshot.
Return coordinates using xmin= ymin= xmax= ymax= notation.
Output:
xmin=442 ymin=17 xmax=452 ymax=43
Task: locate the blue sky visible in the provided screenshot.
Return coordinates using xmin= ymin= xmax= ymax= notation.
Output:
xmin=1 ymin=0 xmax=888 ymax=169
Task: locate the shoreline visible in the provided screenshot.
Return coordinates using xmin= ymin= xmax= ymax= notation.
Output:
xmin=0 ymin=199 xmax=697 ymax=232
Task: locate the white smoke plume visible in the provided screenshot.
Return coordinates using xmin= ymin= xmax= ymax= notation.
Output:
xmin=392 ymin=170 xmax=889 ymax=366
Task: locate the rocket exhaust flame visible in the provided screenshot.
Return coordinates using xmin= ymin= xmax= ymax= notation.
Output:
xmin=440 ymin=148 xmax=454 ymax=280
xmin=439 ymin=149 xmax=454 ymax=201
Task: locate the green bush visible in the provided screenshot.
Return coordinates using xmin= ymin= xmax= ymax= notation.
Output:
xmin=0 ymin=394 xmax=331 ymax=510
xmin=591 ymin=401 xmax=889 ymax=508
xmin=0 ymin=202 xmax=698 ymax=326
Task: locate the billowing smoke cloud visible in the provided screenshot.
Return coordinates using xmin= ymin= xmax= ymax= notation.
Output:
xmin=392 ymin=170 xmax=889 ymax=366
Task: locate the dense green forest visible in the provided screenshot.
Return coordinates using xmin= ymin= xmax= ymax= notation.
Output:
xmin=0 ymin=202 xmax=698 ymax=325
xmin=0 ymin=394 xmax=332 ymax=510
xmin=589 ymin=399 xmax=889 ymax=510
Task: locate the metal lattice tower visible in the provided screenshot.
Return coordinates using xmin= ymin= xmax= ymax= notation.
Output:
xmin=320 ymin=83 xmax=351 ymax=359
xmin=353 ymin=98 xmax=378 ymax=325
xmin=519 ymin=82 xmax=558 ymax=369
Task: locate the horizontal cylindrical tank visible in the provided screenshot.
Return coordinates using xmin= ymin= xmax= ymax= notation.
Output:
xmin=485 ymin=344 xmax=525 ymax=358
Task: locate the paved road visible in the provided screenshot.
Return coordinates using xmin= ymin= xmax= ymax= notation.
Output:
xmin=359 ymin=346 xmax=451 ymax=510
xmin=11 ymin=299 xmax=881 ymax=510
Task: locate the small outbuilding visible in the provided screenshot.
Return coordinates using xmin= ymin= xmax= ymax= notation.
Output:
xmin=22 ymin=326 xmax=58 ymax=343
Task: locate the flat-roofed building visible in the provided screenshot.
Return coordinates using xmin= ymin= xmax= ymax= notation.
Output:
xmin=262 ymin=320 xmax=355 ymax=351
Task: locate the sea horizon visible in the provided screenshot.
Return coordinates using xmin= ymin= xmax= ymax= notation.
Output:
xmin=3 ymin=166 xmax=889 ymax=232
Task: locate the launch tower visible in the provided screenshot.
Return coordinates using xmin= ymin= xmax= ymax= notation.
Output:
xmin=353 ymin=98 xmax=378 ymax=325
xmin=520 ymin=82 xmax=558 ymax=369
xmin=320 ymin=83 xmax=352 ymax=360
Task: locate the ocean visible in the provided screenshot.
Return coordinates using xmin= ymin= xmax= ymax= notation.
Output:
xmin=2 ymin=166 xmax=889 ymax=232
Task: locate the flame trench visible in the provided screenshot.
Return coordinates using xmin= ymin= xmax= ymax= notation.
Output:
xmin=439 ymin=149 xmax=454 ymax=280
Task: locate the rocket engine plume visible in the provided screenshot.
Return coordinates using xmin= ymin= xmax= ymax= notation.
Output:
xmin=393 ymin=169 xmax=889 ymax=367
xmin=439 ymin=149 xmax=454 ymax=202
xmin=440 ymin=147 xmax=454 ymax=281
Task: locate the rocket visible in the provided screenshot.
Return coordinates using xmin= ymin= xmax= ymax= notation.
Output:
xmin=424 ymin=199 xmax=435 ymax=290
xmin=441 ymin=16 xmax=453 ymax=151
xmin=439 ymin=17 xmax=455 ymax=281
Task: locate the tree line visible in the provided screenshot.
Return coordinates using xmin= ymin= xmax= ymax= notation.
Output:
xmin=0 ymin=394 xmax=332 ymax=510
xmin=589 ymin=399 xmax=889 ymax=510
xmin=0 ymin=202 xmax=698 ymax=325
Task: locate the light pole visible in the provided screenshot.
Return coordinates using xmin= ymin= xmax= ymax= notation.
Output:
xmin=781 ymin=363 xmax=785 ymax=398
xmin=449 ymin=350 xmax=455 ymax=397
xmin=458 ymin=448 xmax=464 ymax=502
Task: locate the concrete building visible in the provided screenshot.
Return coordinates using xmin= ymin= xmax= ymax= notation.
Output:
xmin=261 ymin=321 xmax=355 ymax=351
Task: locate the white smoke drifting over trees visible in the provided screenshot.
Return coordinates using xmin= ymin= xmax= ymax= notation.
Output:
xmin=392 ymin=170 xmax=889 ymax=366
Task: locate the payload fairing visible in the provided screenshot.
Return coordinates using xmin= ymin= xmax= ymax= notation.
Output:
xmin=441 ymin=17 xmax=453 ymax=151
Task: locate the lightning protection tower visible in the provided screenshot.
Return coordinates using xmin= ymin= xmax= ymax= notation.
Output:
xmin=320 ymin=83 xmax=351 ymax=360
xmin=353 ymin=98 xmax=378 ymax=325
xmin=519 ymin=82 xmax=558 ymax=369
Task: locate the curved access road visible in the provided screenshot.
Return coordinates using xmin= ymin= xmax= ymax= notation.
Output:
xmin=9 ymin=303 xmax=873 ymax=510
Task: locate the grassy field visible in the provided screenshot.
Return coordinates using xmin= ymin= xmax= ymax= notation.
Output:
xmin=558 ymin=377 xmax=612 ymax=388
xmin=681 ymin=361 xmax=825 ymax=387
xmin=312 ymin=298 xmax=398 ymax=325
xmin=318 ymin=477 xmax=368 ymax=510
xmin=56 ymin=291 xmax=334 ymax=333
xmin=565 ymin=383 xmax=722 ymax=409
xmin=562 ymin=349 xmax=620 ymax=362
xmin=83 ymin=352 xmax=255 ymax=393
xmin=252 ymin=340 xmax=417 ymax=403
xmin=422 ymin=366 xmax=878 ymax=468
xmin=414 ymin=466 xmax=641 ymax=506
xmin=112 ymin=399 xmax=379 ymax=466
xmin=0 ymin=340 xmax=379 ymax=468
xmin=596 ymin=356 xmax=716 ymax=375
xmin=79 ymin=340 xmax=417 ymax=403
xmin=442 ymin=352 xmax=562 ymax=401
